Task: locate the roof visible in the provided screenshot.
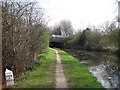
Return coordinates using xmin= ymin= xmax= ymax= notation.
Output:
xmin=51 ymin=35 xmax=67 ymax=38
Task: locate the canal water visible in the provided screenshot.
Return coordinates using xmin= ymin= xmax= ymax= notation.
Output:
xmin=64 ymin=49 xmax=120 ymax=88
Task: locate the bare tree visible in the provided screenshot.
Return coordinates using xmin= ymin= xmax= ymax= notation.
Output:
xmin=60 ymin=20 xmax=73 ymax=36
xmin=51 ymin=20 xmax=73 ymax=36
xmin=51 ymin=24 xmax=62 ymax=35
xmin=2 ymin=1 xmax=49 ymax=87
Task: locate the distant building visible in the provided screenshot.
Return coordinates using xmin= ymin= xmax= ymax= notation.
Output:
xmin=51 ymin=35 xmax=67 ymax=39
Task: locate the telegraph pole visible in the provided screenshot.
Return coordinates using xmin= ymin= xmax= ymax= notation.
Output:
xmin=118 ymin=1 xmax=120 ymax=89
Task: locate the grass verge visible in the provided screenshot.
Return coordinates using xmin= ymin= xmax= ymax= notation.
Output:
xmin=14 ymin=48 xmax=56 ymax=88
xmin=57 ymin=49 xmax=105 ymax=88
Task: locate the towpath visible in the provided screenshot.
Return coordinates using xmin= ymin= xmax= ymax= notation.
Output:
xmin=53 ymin=49 xmax=68 ymax=88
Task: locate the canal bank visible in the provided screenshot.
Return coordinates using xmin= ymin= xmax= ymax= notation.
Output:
xmin=63 ymin=49 xmax=119 ymax=88
xmin=57 ymin=49 xmax=105 ymax=88
xmin=13 ymin=48 xmax=104 ymax=88
xmin=13 ymin=48 xmax=56 ymax=88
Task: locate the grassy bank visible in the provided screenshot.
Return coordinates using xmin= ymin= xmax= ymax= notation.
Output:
xmin=14 ymin=48 xmax=56 ymax=88
xmin=14 ymin=47 xmax=105 ymax=88
xmin=57 ymin=49 xmax=105 ymax=88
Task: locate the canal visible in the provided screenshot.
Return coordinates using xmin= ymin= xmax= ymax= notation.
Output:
xmin=64 ymin=49 xmax=119 ymax=88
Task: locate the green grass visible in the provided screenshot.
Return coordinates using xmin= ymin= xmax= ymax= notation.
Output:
xmin=14 ymin=48 xmax=56 ymax=88
xmin=14 ymin=47 xmax=105 ymax=88
xmin=57 ymin=49 xmax=105 ymax=88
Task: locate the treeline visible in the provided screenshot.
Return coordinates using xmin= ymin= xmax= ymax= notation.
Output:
xmin=2 ymin=1 xmax=50 ymax=86
xmin=51 ymin=20 xmax=119 ymax=52
xmin=64 ymin=22 xmax=119 ymax=52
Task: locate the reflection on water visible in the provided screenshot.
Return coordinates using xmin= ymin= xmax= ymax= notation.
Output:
xmin=64 ymin=49 xmax=119 ymax=88
xmin=88 ymin=63 xmax=119 ymax=88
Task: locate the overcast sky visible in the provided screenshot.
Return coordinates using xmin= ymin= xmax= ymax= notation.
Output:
xmin=35 ymin=0 xmax=118 ymax=30
xmin=10 ymin=0 xmax=119 ymax=30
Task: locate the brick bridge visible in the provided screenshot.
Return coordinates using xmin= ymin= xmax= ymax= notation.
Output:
xmin=49 ymin=35 xmax=67 ymax=48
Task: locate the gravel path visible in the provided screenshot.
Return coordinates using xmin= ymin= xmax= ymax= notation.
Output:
xmin=53 ymin=49 xmax=68 ymax=88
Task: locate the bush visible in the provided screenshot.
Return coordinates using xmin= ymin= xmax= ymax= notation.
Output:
xmin=2 ymin=2 xmax=50 ymax=80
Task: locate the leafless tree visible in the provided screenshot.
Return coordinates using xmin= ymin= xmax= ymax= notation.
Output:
xmin=51 ymin=24 xmax=62 ymax=35
xmin=2 ymin=1 xmax=49 ymax=87
xmin=60 ymin=20 xmax=73 ymax=36
xmin=51 ymin=20 xmax=73 ymax=36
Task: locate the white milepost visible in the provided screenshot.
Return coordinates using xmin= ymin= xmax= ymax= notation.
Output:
xmin=5 ymin=69 xmax=14 ymax=86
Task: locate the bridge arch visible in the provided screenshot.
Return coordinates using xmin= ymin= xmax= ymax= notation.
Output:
xmin=49 ymin=35 xmax=66 ymax=48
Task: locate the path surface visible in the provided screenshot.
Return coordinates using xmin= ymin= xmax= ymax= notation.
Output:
xmin=53 ymin=49 xmax=68 ymax=88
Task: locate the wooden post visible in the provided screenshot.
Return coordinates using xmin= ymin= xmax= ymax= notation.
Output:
xmin=2 ymin=68 xmax=7 ymax=88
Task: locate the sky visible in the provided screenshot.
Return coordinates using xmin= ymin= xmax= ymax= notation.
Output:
xmin=35 ymin=0 xmax=118 ymax=30
xmin=6 ymin=0 xmax=119 ymax=30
